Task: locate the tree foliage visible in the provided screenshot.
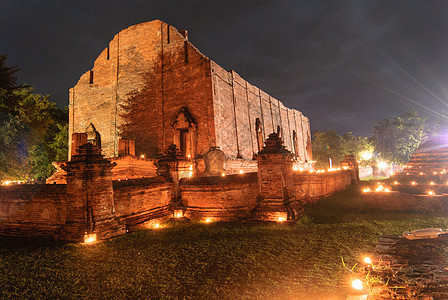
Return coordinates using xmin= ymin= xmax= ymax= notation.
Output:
xmin=372 ymin=109 xmax=428 ymax=165
xmin=0 ymin=55 xmax=68 ymax=181
xmin=312 ymin=130 xmax=373 ymax=168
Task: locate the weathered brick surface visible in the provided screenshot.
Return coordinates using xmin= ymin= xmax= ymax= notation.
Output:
xmin=70 ymin=20 xmax=214 ymax=160
xmin=62 ymin=143 xmax=124 ymax=241
xmin=0 ymin=185 xmax=68 ymax=238
xmin=113 ymin=177 xmax=173 ymax=229
xmin=109 ymin=156 xmax=157 ymax=180
xmin=293 ymin=170 xmax=352 ymax=202
xmin=180 ymin=173 xmax=258 ymax=220
xmin=69 ymin=20 xmax=312 ymax=172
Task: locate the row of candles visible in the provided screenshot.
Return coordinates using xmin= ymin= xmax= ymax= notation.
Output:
xmin=84 ymin=211 xmax=288 ymax=244
xmin=363 ymin=181 xmax=442 ymax=195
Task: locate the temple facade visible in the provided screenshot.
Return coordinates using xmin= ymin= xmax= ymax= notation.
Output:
xmin=69 ymin=20 xmax=312 ymax=175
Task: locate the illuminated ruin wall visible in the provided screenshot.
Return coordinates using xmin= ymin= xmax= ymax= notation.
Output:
xmin=0 ymin=137 xmax=347 ymax=242
xmin=69 ymin=20 xmax=311 ymax=169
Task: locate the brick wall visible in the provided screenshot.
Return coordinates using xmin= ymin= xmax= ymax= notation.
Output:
xmin=0 ymin=184 xmax=70 ymax=238
xmin=109 ymin=156 xmax=158 ymax=180
xmin=224 ymin=158 xmax=258 ymax=175
xmin=293 ymin=170 xmax=352 ymax=203
xmin=180 ymin=173 xmax=259 ymax=220
xmin=211 ymin=63 xmax=311 ymax=162
xmin=113 ymin=177 xmax=173 ymax=230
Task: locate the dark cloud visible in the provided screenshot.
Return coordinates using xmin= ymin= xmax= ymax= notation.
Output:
xmin=1 ymin=0 xmax=448 ymax=136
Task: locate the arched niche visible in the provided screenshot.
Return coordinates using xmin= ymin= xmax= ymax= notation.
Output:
xmin=172 ymin=107 xmax=197 ymax=158
xmin=85 ymin=123 xmax=101 ymax=149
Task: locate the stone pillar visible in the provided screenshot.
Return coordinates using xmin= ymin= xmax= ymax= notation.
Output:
xmin=341 ymin=154 xmax=360 ymax=184
xmin=61 ymin=135 xmax=124 ymax=241
xmin=156 ymin=144 xmax=193 ymax=215
xmin=254 ymin=133 xmax=297 ymax=221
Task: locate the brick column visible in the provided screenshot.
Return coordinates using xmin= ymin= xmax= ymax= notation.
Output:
xmin=156 ymin=144 xmax=193 ymax=216
xmin=61 ymin=134 xmax=124 ymax=241
xmin=254 ymin=133 xmax=297 ymax=221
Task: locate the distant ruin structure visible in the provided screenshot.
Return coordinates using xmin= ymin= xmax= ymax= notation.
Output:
xmin=403 ymin=135 xmax=448 ymax=175
xmin=363 ymin=134 xmax=448 ymax=213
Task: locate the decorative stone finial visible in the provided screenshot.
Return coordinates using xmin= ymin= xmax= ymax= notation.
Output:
xmin=257 ymin=132 xmax=291 ymax=155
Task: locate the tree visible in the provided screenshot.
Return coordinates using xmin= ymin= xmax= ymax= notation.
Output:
xmin=312 ymin=130 xmax=373 ymax=169
xmin=372 ymin=109 xmax=428 ymax=165
xmin=0 ymin=55 xmax=68 ymax=181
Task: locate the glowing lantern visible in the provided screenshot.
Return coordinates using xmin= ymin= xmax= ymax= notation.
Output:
xmin=140 ymin=154 xmax=145 ymax=159
xmin=384 ymin=188 xmax=390 ymax=192
xmin=84 ymin=233 xmax=97 ymax=244
xmin=394 ymin=181 xmax=398 ymax=185
xmin=420 ymin=172 xmax=424 ymax=175
xmin=221 ymin=172 xmax=226 ymax=177
xmin=154 ymin=223 xmax=160 ymax=229
xmin=205 ymin=218 xmax=212 ymax=223
xmin=406 ymin=172 xmax=409 ymax=175
xmin=174 ymin=210 xmax=183 ymax=218
xmin=187 ymin=154 xmax=191 ymax=159
xmin=362 ymin=188 xmax=371 ymax=193
xmin=239 ymin=170 xmax=244 ymax=174
xmin=411 ymin=181 xmax=417 ymax=185
xmin=363 ymin=257 xmax=372 ymax=264
xmin=428 ymin=191 xmax=435 ymax=196
xmin=277 ymin=217 xmax=286 ymax=222
xmin=352 ymin=279 xmax=363 ymax=290
xmin=430 ymin=181 xmax=435 ymax=185
xmin=3 ymin=180 xmax=11 ymax=185
xmin=434 ymin=171 xmax=438 ymax=175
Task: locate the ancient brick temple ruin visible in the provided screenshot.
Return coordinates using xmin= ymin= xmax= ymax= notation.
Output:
xmin=0 ymin=20 xmax=356 ymax=242
xmin=63 ymin=19 xmax=312 ymax=180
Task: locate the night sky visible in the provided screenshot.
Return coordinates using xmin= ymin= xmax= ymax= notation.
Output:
xmin=1 ymin=0 xmax=448 ymax=137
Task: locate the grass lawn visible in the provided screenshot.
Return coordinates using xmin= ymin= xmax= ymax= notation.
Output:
xmin=1 ymin=185 xmax=448 ymax=299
